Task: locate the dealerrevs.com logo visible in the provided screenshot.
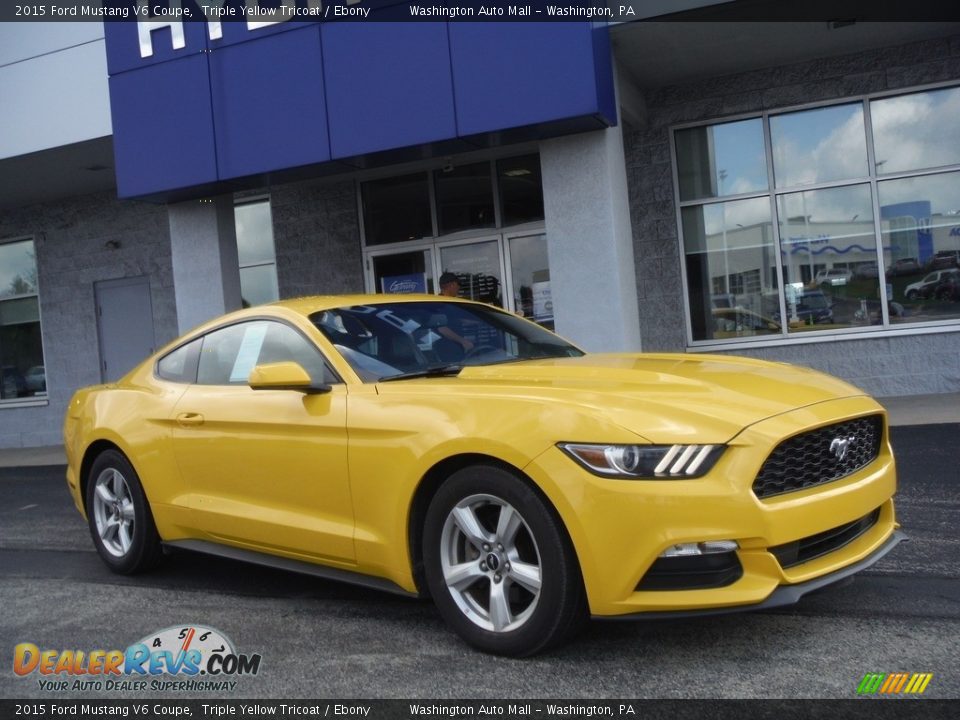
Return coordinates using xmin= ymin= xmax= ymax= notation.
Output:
xmin=13 ymin=625 xmax=262 ymax=692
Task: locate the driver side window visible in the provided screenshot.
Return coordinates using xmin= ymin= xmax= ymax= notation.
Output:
xmin=197 ymin=320 xmax=337 ymax=386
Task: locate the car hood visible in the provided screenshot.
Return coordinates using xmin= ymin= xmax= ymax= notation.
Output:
xmin=452 ymin=353 xmax=869 ymax=444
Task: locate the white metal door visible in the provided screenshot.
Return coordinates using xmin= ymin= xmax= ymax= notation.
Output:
xmin=94 ymin=276 xmax=156 ymax=382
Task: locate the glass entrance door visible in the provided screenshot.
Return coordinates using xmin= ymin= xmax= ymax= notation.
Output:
xmin=437 ymin=237 xmax=505 ymax=307
xmin=370 ymin=247 xmax=434 ymax=295
xmin=505 ymin=232 xmax=552 ymax=329
xmin=365 ymin=232 xmax=550 ymax=321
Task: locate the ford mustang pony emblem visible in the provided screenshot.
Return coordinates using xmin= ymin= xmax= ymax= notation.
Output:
xmin=830 ymin=436 xmax=856 ymax=462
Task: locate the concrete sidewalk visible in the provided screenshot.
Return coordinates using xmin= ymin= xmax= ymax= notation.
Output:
xmin=1 ymin=392 xmax=957 ymax=469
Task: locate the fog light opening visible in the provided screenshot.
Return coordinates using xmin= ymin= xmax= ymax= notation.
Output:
xmin=639 ymin=540 xmax=744 ymax=591
xmin=660 ymin=540 xmax=739 ymax=558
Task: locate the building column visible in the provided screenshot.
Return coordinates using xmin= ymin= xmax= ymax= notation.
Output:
xmin=540 ymin=124 xmax=641 ymax=352
xmin=168 ymin=195 xmax=242 ymax=334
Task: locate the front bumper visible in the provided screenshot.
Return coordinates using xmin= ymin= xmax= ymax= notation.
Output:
xmin=594 ymin=529 xmax=906 ymax=620
xmin=523 ymin=396 xmax=901 ymax=616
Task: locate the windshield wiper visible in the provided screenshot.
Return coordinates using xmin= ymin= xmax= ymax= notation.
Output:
xmin=378 ymin=364 xmax=464 ymax=382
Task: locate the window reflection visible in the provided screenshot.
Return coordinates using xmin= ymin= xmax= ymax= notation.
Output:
xmin=778 ymin=185 xmax=880 ymax=332
xmin=239 ymin=265 xmax=279 ymax=307
xmin=361 ymin=173 xmax=432 ymax=245
xmin=235 ymin=200 xmax=279 ymax=307
xmin=0 ymin=239 xmax=45 ymax=399
xmin=676 ymin=86 xmax=960 ymax=343
xmin=498 ymin=155 xmax=544 ymax=226
xmin=771 ymin=103 xmax=868 ymax=188
xmin=682 ymin=198 xmax=778 ymax=340
xmin=508 ymin=234 xmax=552 ymax=328
xmin=435 ymin=162 xmax=495 ymax=235
xmin=879 ymin=171 xmax=960 ymax=324
xmin=235 ymin=201 xmax=276 ymax=266
xmin=872 ymin=87 xmax=960 ymax=175
xmin=675 ymin=119 xmax=768 ymax=201
xmin=0 ymin=240 xmax=38 ymax=299
xmin=439 ymin=240 xmax=503 ymax=307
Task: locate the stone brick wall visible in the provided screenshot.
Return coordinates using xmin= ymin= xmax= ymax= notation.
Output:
xmin=625 ymin=34 xmax=960 ymax=396
xmin=0 ymin=192 xmax=175 ymax=447
xmin=269 ymin=178 xmax=364 ymax=298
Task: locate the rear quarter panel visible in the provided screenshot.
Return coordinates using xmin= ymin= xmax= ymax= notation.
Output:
xmin=64 ymin=364 xmax=190 ymax=538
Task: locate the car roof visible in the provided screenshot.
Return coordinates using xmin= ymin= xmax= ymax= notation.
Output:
xmin=275 ymin=294 xmax=480 ymax=317
xmin=182 ymin=294 xmax=488 ymax=333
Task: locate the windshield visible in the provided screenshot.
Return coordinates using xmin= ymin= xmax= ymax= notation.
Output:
xmin=310 ymin=301 xmax=583 ymax=382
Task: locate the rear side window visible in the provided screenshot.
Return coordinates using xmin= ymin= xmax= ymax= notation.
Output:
xmin=197 ymin=320 xmax=338 ymax=386
xmin=156 ymin=339 xmax=201 ymax=384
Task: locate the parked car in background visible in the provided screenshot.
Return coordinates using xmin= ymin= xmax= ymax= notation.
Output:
xmin=25 ymin=365 xmax=46 ymax=393
xmin=711 ymin=307 xmax=781 ymax=338
xmin=767 ymin=288 xmax=834 ymax=326
xmin=1 ymin=366 xmax=27 ymax=399
xmin=886 ymin=257 xmax=921 ymax=277
xmin=904 ymin=269 xmax=960 ymax=300
xmin=928 ymin=250 xmax=960 ymax=270
xmin=710 ymin=293 xmax=736 ymax=310
xmin=931 ymin=270 xmax=960 ymax=301
xmin=854 ymin=262 xmax=879 ymax=279
xmin=815 ymin=268 xmax=853 ymax=287
xmin=793 ymin=289 xmax=834 ymax=324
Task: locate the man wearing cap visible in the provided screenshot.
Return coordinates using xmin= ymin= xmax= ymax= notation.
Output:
xmin=438 ymin=271 xmax=461 ymax=298
xmin=436 ymin=272 xmax=474 ymax=355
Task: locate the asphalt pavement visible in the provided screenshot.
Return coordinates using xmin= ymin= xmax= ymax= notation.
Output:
xmin=0 ymin=422 xmax=957 ymax=701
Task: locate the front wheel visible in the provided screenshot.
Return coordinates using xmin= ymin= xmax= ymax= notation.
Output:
xmin=422 ymin=465 xmax=586 ymax=656
xmin=85 ymin=449 xmax=163 ymax=574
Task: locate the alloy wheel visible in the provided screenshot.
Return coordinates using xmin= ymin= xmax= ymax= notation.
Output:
xmin=92 ymin=467 xmax=136 ymax=558
xmin=438 ymin=493 xmax=543 ymax=633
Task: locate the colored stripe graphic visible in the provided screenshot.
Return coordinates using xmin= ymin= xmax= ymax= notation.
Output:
xmin=857 ymin=674 xmax=886 ymax=694
xmin=857 ymin=673 xmax=933 ymax=695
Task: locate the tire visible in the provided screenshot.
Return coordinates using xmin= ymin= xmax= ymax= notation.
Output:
xmin=906 ymin=290 xmax=918 ymax=301
xmin=85 ymin=449 xmax=163 ymax=574
xmin=422 ymin=464 xmax=586 ymax=656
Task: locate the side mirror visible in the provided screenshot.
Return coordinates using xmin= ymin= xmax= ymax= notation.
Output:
xmin=248 ymin=362 xmax=331 ymax=394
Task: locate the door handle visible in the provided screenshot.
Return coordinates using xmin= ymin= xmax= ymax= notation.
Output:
xmin=176 ymin=412 xmax=205 ymax=427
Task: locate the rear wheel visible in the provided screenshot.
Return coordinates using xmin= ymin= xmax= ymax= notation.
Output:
xmin=85 ymin=450 xmax=163 ymax=574
xmin=423 ymin=464 xmax=586 ymax=656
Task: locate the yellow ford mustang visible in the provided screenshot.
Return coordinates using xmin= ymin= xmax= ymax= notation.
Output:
xmin=64 ymin=295 xmax=903 ymax=656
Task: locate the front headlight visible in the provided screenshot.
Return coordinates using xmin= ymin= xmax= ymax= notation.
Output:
xmin=558 ymin=442 xmax=724 ymax=479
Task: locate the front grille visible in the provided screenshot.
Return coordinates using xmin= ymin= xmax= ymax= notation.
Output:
xmin=753 ymin=415 xmax=883 ymax=499
xmin=770 ymin=507 xmax=881 ymax=569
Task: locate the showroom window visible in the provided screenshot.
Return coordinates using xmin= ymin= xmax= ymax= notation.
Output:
xmin=235 ymin=199 xmax=279 ymax=307
xmin=435 ymin=161 xmax=496 ymax=234
xmin=359 ymin=155 xmax=545 ymax=245
xmin=0 ymin=237 xmax=46 ymax=402
xmin=498 ymin=154 xmax=545 ymax=226
xmin=361 ymin=172 xmax=433 ymax=246
xmin=674 ymin=84 xmax=960 ymax=345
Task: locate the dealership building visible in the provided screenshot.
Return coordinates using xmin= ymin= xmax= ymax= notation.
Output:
xmin=2 ymin=4 xmax=960 ymax=449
